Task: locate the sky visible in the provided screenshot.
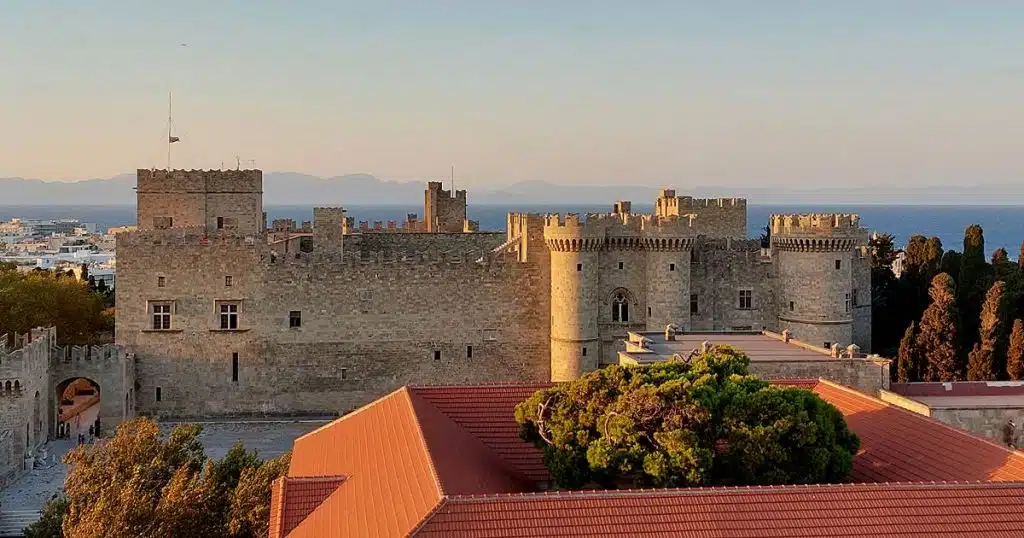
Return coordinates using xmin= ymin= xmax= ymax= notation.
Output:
xmin=1 ymin=1 xmax=1022 ymax=189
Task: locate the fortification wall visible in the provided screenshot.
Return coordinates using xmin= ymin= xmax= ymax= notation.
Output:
xmin=116 ymin=234 xmax=550 ymax=416
xmin=344 ymin=232 xmax=505 ymax=258
xmin=689 ymin=239 xmax=776 ymax=332
xmin=653 ymin=190 xmax=747 ymax=239
xmin=852 ymin=248 xmax=872 ymax=352
xmin=425 ymin=182 xmax=468 ymax=233
xmin=51 ymin=344 xmax=135 ymax=437
xmin=136 ymin=169 xmax=263 ymax=235
xmin=0 ymin=328 xmax=53 ymax=489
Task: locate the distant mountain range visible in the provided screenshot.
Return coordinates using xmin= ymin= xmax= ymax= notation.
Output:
xmin=1 ymin=173 xmax=1021 ymax=206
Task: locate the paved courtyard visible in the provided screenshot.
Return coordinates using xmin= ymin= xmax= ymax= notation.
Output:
xmin=0 ymin=418 xmax=327 ymax=512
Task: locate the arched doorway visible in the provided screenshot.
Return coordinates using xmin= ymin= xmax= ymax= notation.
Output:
xmin=56 ymin=378 xmax=101 ymax=441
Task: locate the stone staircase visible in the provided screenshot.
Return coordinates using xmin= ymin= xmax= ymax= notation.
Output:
xmin=0 ymin=510 xmax=39 ymax=537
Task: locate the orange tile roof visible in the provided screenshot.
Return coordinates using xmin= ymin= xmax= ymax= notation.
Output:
xmin=268 ymin=476 xmax=345 ymax=538
xmin=276 ymin=380 xmax=1024 ymax=537
xmin=413 ymin=483 xmax=1024 ymax=537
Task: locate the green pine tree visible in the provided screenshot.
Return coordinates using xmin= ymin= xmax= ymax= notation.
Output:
xmin=896 ymin=322 xmax=917 ymax=383
xmin=917 ymin=273 xmax=961 ymax=381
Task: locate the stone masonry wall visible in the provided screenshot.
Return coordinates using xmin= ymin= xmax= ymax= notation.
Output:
xmin=689 ymin=239 xmax=776 ymax=332
xmin=137 ymin=169 xmax=263 ymax=235
xmin=0 ymin=328 xmax=52 ymax=489
xmin=752 ymin=358 xmax=891 ymax=396
xmin=424 ymin=182 xmax=467 ymax=233
xmin=116 ymin=231 xmax=549 ymax=416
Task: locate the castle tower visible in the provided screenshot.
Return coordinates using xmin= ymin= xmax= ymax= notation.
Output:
xmin=771 ymin=214 xmax=869 ymax=349
xmin=424 ymin=181 xmax=467 ymax=233
xmin=643 ymin=216 xmax=695 ymax=332
xmin=136 ymin=169 xmax=264 ymax=235
xmin=544 ymin=215 xmax=601 ymax=381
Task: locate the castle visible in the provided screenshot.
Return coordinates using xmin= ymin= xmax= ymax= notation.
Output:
xmin=112 ymin=169 xmax=872 ymax=416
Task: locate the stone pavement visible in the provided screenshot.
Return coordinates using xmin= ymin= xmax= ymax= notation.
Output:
xmin=0 ymin=419 xmax=327 ymax=513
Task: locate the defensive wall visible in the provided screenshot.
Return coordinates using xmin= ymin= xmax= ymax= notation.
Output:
xmin=0 ymin=328 xmax=131 ymax=489
xmin=136 ymin=169 xmax=264 ymax=235
xmin=116 ymin=229 xmax=549 ymax=416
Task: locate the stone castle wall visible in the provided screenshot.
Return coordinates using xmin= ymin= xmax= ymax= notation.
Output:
xmin=137 ymin=169 xmax=264 ymax=235
xmin=116 ymin=231 xmax=549 ymax=416
xmin=424 ymin=182 xmax=467 ymax=233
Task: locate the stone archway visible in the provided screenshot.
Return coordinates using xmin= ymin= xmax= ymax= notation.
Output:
xmin=55 ymin=377 xmax=101 ymax=440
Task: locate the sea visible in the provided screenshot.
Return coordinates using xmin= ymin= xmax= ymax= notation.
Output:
xmin=2 ymin=204 xmax=1023 ymax=257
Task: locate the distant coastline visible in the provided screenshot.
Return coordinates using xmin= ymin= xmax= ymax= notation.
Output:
xmin=2 ymin=204 xmax=1021 ymax=257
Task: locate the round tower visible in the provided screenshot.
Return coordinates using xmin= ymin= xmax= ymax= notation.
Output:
xmin=544 ymin=214 xmax=601 ymax=381
xmin=771 ymin=214 xmax=867 ymax=349
xmin=643 ymin=216 xmax=695 ymax=332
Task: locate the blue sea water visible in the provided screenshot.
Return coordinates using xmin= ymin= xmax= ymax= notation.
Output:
xmin=1 ymin=204 xmax=1022 ymax=258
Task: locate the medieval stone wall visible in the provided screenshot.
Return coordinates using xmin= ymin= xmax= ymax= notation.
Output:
xmin=116 ymin=231 xmax=549 ymax=417
xmin=688 ymin=239 xmax=776 ymax=332
xmin=424 ymin=182 xmax=467 ymax=233
xmin=137 ymin=169 xmax=263 ymax=235
xmin=0 ymin=329 xmax=50 ymax=489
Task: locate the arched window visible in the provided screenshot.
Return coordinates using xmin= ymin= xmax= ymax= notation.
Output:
xmin=612 ymin=292 xmax=630 ymax=323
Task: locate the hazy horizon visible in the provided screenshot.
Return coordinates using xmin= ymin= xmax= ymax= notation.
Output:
xmin=3 ymin=2 xmax=1022 ymax=192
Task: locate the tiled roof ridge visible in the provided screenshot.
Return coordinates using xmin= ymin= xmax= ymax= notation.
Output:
xmin=816 ymin=378 xmax=1024 ymax=459
xmin=282 ymin=475 xmax=348 ymax=483
xmin=441 ymin=480 xmax=1024 ymax=502
xmin=406 ymin=497 xmax=449 ymax=538
xmin=291 ymin=386 xmax=408 ymax=444
xmin=400 ymin=387 xmax=447 ymax=498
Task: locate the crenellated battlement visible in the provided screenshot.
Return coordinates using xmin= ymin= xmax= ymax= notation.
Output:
xmin=136 ymin=169 xmax=263 ymax=193
xmin=770 ymin=214 xmax=866 ymax=252
xmin=0 ymin=327 xmax=55 ymax=398
xmin=543 ymin=212 xmax=696 ymax=251
xmin=117 ymin=227 xmax=263 ymax=248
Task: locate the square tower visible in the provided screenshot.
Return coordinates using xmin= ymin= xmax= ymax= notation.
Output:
xmin=136 ymin=169 xmax=264 ymax=235
xmin=424 ymin=181 xmax=467 ymax=233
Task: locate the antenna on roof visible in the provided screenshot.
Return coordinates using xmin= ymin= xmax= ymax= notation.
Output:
xmin=451 ymin=165 xmax=455 ymax=193
xmin=235 ymin=156 xmax=241 ymax=170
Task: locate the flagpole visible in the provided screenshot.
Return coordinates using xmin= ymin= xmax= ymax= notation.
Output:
xmin=167 ymin=92 xmax=172 ymax=170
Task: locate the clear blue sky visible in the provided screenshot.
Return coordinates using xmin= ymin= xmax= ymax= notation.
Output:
xmin=1 ymin=1 xmax=1021 ymax=188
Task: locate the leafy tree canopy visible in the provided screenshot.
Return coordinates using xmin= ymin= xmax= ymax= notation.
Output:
xmin=515 ymin=346 xmax=859 ymax=489
xmin=0 ymin=269 xmax=112 ymax=344
xmin=59 ymin=417 xmax=289 ymax=538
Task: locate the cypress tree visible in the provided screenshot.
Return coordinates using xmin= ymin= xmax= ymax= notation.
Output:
xmin=896 ymin=322 xmax=917 ymax=383
xmin=957 ymin=225 xmax=987 ymax=351
xmin=916 ymin=273 xmax=961 ymax=381
xmin=992 ymin=248 xmax=1014 ymax=281
xmin=1019 ymin=241 xmax=1024 ymax=269
xmin=967 ymin=281 xmax=1005 ymax=381
xmin=1008 ymin=319 xmax=1024 ymax=381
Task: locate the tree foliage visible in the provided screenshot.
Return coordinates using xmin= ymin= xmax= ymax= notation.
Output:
xmin=515 ymin=346 xmax=859 ymax=489
xmin=896 ymin=322 xmax=917 ymax=383
xmin=23 ymin=495 xmax=68 ymax=538
xmin=0 ymin=268 xmax=112 ymax=344
xmin=1008 ymin=319 xmax=1024 ymax=381
xmin=869 ymin=233 xmax=897 ymax=271
xmin=916 ymin=273 xmax=961 ymax=381
xmin=60 ymin=417 xmax=290 ymax=538
xmin=968 ymin=281 xmax=1005 ymax=381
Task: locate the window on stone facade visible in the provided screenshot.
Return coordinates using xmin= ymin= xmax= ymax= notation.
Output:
xmin=691 ymin=250 xmax=698 ymax=263
xmin=618 ymin=261 xmax=624 ymax=270
xmin=648 ymin=306 xmax=652 ymax=316
xmin=738 ymin=289 xmax=753 ymax=310
xmin=690 ymin=293 xmax=699 ymax=314
xmin=219 ymin=302 xmax=239 ymax=330
xmin=156 ymin=387 xmax=162 ymax=402
xmin=824 ymin=341 xmax=832 ymax=350
xmin=217 ymin=216 xmax=225 ymax=230
xmin=670 ymin=263 xmax=676 ymax=271
xmin=789 ymin=301 xmax=795 ymax=311
xmin=852 ymin=289 xmax=859 ymax=307
xmin=153 ymin=216 xmax=173 ymax=229
xmin=577 ymin=263 xmax=582 ymax=272
xmin=467 ymin=345 xmax=473 ymax=358
xmin=151 ymin=302 xmax=172 ymax=330
xmin=225 ymin=275 xmax=233 ymax=287
xmin=844 ymin=293 xmax=851 ymax=313
xmin=611 ymin=293 xmax=629 ymax=322
xmin=434 ymin=350 xmax=441 ymax=361
xmin=232 ymin=353 xmax=238 ymax=382
xmin=835 ymin=259 xmax=842 ymax=270
xmin=289 ymin=311 xmax=301 ymax=328
xmin=341 ymin=368 xmax=348 ymax=380
xmin=157 ymin=276 xmax=166 ymax=288
xmin=582 ymin=347 xmax=587 ymax=357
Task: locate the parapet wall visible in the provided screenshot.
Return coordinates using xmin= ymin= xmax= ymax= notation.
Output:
xmin=136 ymin=169 xmax=263 ymax=194
xmin=770 ymin=214 xmax=867 ymax=252
xmin=655 ymin=190 xmax=747 ymax=239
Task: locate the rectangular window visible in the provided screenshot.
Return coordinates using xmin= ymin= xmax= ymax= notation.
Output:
xmin=467 ymin=345 xmax=473 ymax=358
xmin=824 ymin=341 xmax=832 ymax=349
xmin=433 ymin=350 xmax=441 ymax=361
xmin=231 ymin=352 xmax=238 ymax=382
xmin=151 ymin=303 xmax=172 ymax=330
xmin=789 ymin=301 xmax=795 ymax=311
xmin=156 ymin=387 xmax=162 ymax=402
xmin=157 ymin=276 xmax=166 ymax=288
xmin=738 ymin=289 xmax=753 ymax=310
xmin=844 ymin=293 xmax=851 ymax=313
xmin=835 ymin=259 xmax=842 ymax=270
xmin=618 ymin=261 xmax=624 ymax=270
xmin=647 ymin=306 xmax=652 ymax=316
xmin=852 ymin=289 xmax=859 ymax=307
xmin=582 ymin=347 xmax=587 ymax=356
xmin=219 ymin=302 xmax=239 ymax=330
xmin=690 ymin=293 xmax=699 ymax=314
xmin=670 ymin=263 xmax=676 ymax=271
xmin=225 ymin=275 xmax=233 ymax=287
xmin=289 ymin=310 xmax=302 ymax=328
xmin=217 ymin=216 xmax=225 ymax=230
xmin=341 ymin=367 xmax=348 ymax=380
xmin=153 ymin=216 xmax=173 ymax=229
xmin=576 ymin=263 xmax=582 ymax=272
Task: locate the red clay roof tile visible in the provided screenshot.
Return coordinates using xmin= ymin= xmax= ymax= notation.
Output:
xmin=413 ymin=483 xmax=1024 ymax=537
